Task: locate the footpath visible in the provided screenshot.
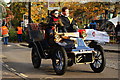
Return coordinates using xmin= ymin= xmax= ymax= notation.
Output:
xmin=102 ymin=43 xmax=120 ymax=53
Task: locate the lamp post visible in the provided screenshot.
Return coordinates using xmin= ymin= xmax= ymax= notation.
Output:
xmin=48 ymin=0 xmax=50 ymax=17
xmin=105 ymin=10 xmax=108 ymax=21
xmin=25 ymin=1 xmax=31 ymax=23
xmin=28 ymin=2 xmax=31 ymax=23
xmin=0 ymin=4 xmax=7 ymax=26
xmin=0 ymin=4 xmax=6 ymax=38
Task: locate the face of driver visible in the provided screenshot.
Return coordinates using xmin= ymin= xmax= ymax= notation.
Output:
xmin=54 ymin=11 xmax=59 ymax=17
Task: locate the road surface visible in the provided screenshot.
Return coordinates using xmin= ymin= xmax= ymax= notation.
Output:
xmin=1 ymin=43 xmax=119 ymax=80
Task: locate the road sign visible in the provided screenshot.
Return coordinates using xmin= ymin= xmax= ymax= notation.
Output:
xmin=48 ymin=7 xmax=60 ymax=10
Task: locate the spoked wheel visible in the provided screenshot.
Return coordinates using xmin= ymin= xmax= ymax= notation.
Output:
xmin=32 ymin=48 xmax=41 ymax=69
xmin=90 ymin=45 xmax=106 ymax=73
xmin=52 ymin=46 xmax=67 ymax=75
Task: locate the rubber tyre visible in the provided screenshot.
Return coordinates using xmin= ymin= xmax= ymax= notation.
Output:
xmin=32 ymin=48 xmax=41 ymax=69
xmin=52 ymin=46 xmax=68 ymax=75
xmin=90 ymin=45 xmax=106 ymax=73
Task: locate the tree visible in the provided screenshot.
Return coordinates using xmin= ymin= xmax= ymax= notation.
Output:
xmin=112 ymin=2 xmax=120 ymax=18
xmin=19 ymin=2 xmax=48 ymax=23
xmin=9 ymin=2 xmax=27 ymax=27
xmin=0 ymin=1 xmax=7 ymax=18
xmin=31 ymin=2 xmax=48 ymax=23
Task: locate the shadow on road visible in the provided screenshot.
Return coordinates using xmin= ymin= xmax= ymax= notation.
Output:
xmin=3 ymin=60 xmax=94 ymax=76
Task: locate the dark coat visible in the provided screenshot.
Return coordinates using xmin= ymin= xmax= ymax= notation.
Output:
xmin=115 ymin=24 xmax=120 ymax=36
xmin=60 ymin=15 xmax=77 ymax=32
xmin=115 ymin=24 xmax=120 ymax=33
xmin=47 ymin=17 xmax=64 ymax=32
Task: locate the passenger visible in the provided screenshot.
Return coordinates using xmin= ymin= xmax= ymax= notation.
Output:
xmin=60 ymin=7 xmax=78 ymax=32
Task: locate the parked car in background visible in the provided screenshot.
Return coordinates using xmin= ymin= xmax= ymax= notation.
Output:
xmin=99 ymin=16 xmax=120 ymax=43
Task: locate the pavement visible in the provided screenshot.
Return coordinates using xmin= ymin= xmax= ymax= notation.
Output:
xmin=1 ymin=42 xmax=119 ymax=79
xmin=102 ymin=43 xmax=120 ymax=53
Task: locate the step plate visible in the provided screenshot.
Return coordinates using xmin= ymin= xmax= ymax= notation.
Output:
xmin=75 ymin=53 xmax=93 ymax=64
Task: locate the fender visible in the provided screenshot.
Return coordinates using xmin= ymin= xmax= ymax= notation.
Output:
xmin=31 ymin=42 xmax=42 ymax=59
xmin=88 ymin=40 xmax=98 ymax=48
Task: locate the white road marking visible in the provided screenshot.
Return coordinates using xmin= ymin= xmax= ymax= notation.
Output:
xmin=10 ymin=68 xmax=16 ymax=71
xmin=2 ymin=63 xmax=30 ymax=80
xmin=19 ymin=73 xmax=28 ymax=78
xmin=45 ymin=77 xmax=54 ymax=79
xmin=4 ymin=64 xmax=9 ymax=67
xmin=0 ymin=55 xmax=7 ymax=59
xmin=15 ymin=44 xmax=28 ymax=48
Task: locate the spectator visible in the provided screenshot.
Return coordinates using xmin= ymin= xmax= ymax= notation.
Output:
xmin=2 ymin=21 xmax=9 ymax=45
xmin=16 ymin=23 xmax=23 ymax=42
xmin=84 ymin=24 xmax=89 ymax=29
xmin=89 ymin=20 xmax=97 ymax=30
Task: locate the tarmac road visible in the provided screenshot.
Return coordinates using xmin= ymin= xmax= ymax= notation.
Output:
xmin=1 ymin=43 xmax=119 ymax=80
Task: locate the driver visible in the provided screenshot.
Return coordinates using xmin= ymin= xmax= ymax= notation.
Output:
xmin=47 ymin=9 xmax=63 ymax=34
xmin=46 ymin=9 xmax=63 ymax=45
xmin=60 ymin=7 xmax=78 ymax=32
